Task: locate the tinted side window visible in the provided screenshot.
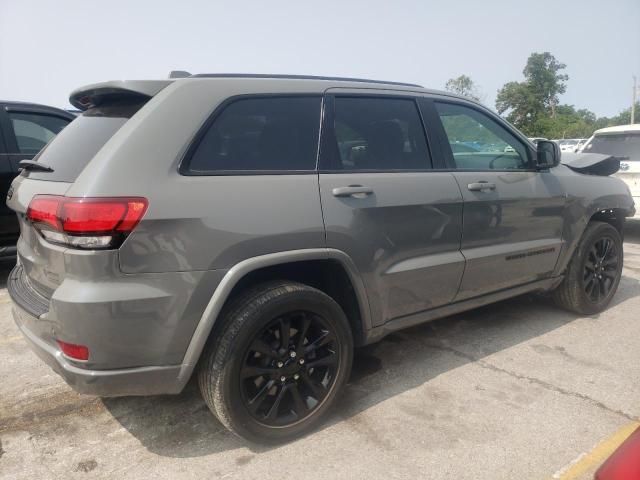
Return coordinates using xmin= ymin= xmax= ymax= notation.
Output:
xmin=331 ymin=97 xmax=430 ymax=171
xmin=8 ymin=112 xmax=70 ymax=154
xmin=187 ymin=97 xmax=322 ymax=173
xmin=435 ymin=102 xmax=530 ymax=170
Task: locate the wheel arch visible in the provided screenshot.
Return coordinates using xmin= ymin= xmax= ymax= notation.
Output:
xmin=554 ymin=203 xmax=630 ymax=277
xmin=175 ymin=249 xmax=372 ymax=387
xmin=588 ymin=207 xmax=627 ymax=235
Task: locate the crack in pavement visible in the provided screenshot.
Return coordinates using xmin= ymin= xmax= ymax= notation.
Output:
xmin=424 ymin=342 xmax=640 ymax=423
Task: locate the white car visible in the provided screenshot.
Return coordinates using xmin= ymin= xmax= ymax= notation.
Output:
xmin=558 ymin=139 xmax=581 ymax=153
xmin=582 ymin=124 xmax=640 ymax=218
xmin=574 ymin=138 xmax=588 ymax=152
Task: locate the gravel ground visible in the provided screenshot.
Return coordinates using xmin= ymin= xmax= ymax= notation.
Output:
xmin=1 ymin=223 xmax=640 ymax=480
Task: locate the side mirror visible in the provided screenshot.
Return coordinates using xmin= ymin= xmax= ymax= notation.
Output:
xmin=536 ymin=140 xmax=561 ymax=169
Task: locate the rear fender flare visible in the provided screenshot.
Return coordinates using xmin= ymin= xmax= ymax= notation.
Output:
xmin=175 ymin=248 xmax=371 ymax=387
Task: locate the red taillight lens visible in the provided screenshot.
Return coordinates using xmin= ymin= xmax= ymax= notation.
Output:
xmin=60 ymin=198 xmax=147 ymax=234
xmin=26 ymin=196 xmax=148 ymax=249
xmin=56 ymin=340 xmax=89 ymax=361
xmin=26 ymin=196 xmax=62 ymax=231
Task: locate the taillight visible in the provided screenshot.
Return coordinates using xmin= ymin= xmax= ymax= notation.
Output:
xmin=26 ymin=195 xmax=148 ymax=249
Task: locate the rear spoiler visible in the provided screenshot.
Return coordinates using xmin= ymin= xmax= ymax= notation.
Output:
xmin=69 ymin=80 xmax=173 ymax=111
xmin=560 ymin=152 xmax=625 ymax=176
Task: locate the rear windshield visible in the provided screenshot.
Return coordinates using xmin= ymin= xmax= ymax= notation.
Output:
xmin=583 ymin=133 xmax=640 ymax=161
xmin=25 ymin=102 xmax=143 ymax=182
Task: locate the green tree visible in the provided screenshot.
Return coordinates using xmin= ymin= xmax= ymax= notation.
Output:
xmin=575 ymin=108 xmax=596 ymax=123
xmin=495 ymin=52 xmax=569 ymax=135
xmin=588 ymin=102 xmax=640 ymax=133
xmin=445 ymin=75 xmax=482 ymax=102
xmin=607 ymin=102 xmax=640 ymax=125
xmin=495 ymin=81 xmax=539 ymax=134
xmin=522 ymin=52 xmax=569 ymax=118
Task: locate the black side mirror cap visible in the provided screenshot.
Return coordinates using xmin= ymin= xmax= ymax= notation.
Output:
xmin=536 ymin=140 xmax=561 ymax=169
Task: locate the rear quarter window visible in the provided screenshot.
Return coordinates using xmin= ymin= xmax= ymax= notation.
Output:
xmin=183 ymin=96 xmax=322 ymax=174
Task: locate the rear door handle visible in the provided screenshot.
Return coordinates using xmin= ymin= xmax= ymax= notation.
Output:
xmin=332 ymin=185 xmax=374 ymax=198
xmin=467 ymin=182 xmax=496 ymax=192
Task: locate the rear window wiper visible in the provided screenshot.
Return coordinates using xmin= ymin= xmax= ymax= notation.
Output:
xmin=18 ymin=160 xmax=54 ymax=173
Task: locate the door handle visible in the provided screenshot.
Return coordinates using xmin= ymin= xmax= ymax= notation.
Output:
xmin=467 ymin=181 xmax=496 ymax=192
xmin=332 ymin=185 xmax=374 ymax=198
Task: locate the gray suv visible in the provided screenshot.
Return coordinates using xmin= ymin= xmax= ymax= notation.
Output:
xmin=6 ymin=74 xmax=635 ymax=442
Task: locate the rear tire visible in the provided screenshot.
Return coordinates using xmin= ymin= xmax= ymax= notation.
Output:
xmin=552 ymin=221 xmax=623 ymax=314
xmin=198 ymin=281 xmax=353 ymax=443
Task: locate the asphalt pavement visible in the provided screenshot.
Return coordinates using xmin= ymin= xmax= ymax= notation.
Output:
xmin=2 ymin=223 xmax=640 ymax=480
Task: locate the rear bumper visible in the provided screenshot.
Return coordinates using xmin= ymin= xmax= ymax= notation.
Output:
xmin=7 ymin=257 xmax=225 ymax=397
xmin=12 ymin=303 xmax=183 ymax=396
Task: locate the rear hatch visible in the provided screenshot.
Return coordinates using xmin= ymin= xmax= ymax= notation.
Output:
xmin=583 ymin=131 xmax=640 ymax=196
xmin=7 ymin=81 xmax=170 ymax=300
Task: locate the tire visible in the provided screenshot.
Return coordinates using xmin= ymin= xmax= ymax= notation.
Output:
xmin=553 ymin=221 xmax=623 ymax=315
xmin=198 ymin=280 xmax=353 ymax=443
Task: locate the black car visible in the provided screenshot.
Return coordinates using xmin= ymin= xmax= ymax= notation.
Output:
xmin=0 ymin=101 xmax=75 ymax=255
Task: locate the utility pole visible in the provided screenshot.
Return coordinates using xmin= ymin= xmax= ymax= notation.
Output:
xmin=633 ymin=75 xmax=637 ymax=125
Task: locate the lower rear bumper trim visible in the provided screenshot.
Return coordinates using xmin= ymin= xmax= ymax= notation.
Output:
xmin=13 ymin=305 xmax=184 ymax=397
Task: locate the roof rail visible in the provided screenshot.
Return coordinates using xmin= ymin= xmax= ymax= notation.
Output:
xmin=189 ymin=73 xmax=423 ymax=88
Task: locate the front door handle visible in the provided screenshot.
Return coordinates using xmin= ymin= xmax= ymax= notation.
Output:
xmin=332 ymin=185 xmax=374 ymax=198
xmin=467 ymin=181 xmax=496 ymax=192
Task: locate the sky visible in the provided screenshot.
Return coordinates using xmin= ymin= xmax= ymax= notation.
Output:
xmin=1 ymin=0 xmax=639 ymax=117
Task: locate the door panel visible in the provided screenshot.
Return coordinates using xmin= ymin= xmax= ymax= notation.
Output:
xmin=452 ymin=170 xmax=565 ymax=300
xmin=320 ymin=172 xmax=464 ymax=325
xmin=427 ymin=99 xmax=566 ymax=300
xmin=318 ymin=92 xmax=464 ymax=326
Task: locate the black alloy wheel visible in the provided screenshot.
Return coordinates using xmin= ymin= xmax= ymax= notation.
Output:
xmin=240 ymin=311 xmax=339 ymax=427
xmin=198 ymin=281 xmax=353 ymax=443
xmin=583 ymin=236 xmax=619 ymax=303
xmin=553 ymin=221 xmax=623 ymax=315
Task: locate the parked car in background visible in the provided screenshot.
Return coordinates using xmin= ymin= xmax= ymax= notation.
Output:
xmin=575 ymin=138 xmax=588 ymax=152
xmin=582 ymin=124 xmax=640 ymax=218
xmin=0 ymin=101 xmax=74 ymax=255
xmin=450 ymin=141 xmax=479 ymax=153
xmin=558 ymin=138 xmax=581 ymax=153
xmin=6 ymin=74 xmax=634 ymax=443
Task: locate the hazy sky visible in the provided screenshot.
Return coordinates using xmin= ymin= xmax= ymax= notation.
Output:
xmin=1 ymin=0 xmax=639 ymax=117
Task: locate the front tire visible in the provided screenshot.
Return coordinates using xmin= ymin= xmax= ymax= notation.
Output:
xmin=198 ymin=281 xmax=353 ymax=443
xmin=553 ymin=221 xmax=623 ymax=314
